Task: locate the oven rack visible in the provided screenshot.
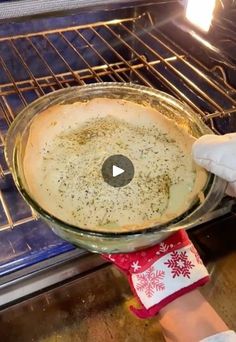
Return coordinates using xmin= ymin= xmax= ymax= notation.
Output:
xmin=0 ymin=12 xmax=236 ymax=235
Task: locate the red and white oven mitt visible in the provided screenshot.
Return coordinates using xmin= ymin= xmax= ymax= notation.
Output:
xmin=103 ymin=229 xmax=209 ymax=318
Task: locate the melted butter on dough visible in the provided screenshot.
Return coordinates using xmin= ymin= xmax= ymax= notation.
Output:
xmin=23 ymin=98 xmax=208 ymax=232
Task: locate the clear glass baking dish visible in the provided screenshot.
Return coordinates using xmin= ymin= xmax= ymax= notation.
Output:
xmin=5 ymin=83 xmax=227 ymax=253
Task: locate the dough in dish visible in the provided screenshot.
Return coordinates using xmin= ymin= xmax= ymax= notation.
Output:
xmin=23 ymin=98 xmax=208 ymax=232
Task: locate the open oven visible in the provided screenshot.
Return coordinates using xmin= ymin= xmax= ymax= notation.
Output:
xmin=0 ymin=1 xmax=235 ymax=341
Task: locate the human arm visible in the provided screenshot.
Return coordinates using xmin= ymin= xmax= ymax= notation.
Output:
xmin=104 ymin=133 xmax=236 ymax=341
xmin=158 ymin=133 xmax=236 ymax=341
xmin=159 ymin=289 xmax=229 ymax=342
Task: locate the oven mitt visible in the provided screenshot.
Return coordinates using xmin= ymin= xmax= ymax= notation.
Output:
xmin=192 ymin=133 xmax=236 ymax=197
xmin=103 ymin=230 xmax=209 ymax=318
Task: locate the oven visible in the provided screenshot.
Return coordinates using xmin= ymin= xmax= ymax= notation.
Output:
xmin=0 ymin=1 xmax=235 ymax=340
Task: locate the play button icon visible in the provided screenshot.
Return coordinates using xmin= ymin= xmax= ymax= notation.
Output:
xmin=102 ymin=154 xmax=135 ymax=188
xmin=113 ymin=165 xmax=125 ymax=177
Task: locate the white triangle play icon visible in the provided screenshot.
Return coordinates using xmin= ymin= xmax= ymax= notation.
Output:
xmin=112 ymin=165 xmax=125 ymax=177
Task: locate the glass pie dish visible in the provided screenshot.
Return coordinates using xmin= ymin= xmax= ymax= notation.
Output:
xmin=5 ymin=83 xmax=227 ymax=253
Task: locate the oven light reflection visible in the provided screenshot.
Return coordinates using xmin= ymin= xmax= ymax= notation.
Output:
xmin=186 ymin=0 xmax=216 ymax=32
xmin=190 ymin=30 xmax=219 ymax=53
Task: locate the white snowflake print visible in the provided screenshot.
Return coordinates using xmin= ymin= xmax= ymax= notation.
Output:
xmin=136 ymin=266 xmax=165 ymax=298
xmin=190 ymin=246 xmax=203 ymax=264
xmin=176 ymin=259 xmax=185 ymax=268
xmin=159 ymin=242 xmax=170 ymax=253
xmin=156 ymin=242 xmax=174 ymax=255
xmin=131 ymin=261 xmax=141 ymax=272
xmin=107 ymin=254 xmax=115 ymax=262
xmin=164 ymin=251 xmax=195 ymax=278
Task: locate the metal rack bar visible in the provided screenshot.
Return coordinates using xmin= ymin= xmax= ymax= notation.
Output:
xmin=153 ymin=28 xmax=236 ymax=94
xmin=0 ymin=57 xmax=182 ymax=95
xmin=0 ymin=216 xmax=36 ymax=232
xmin=26 ymin=38 xmax=64 ymax=89
xmin=1 ymin=96 xmax=16 ymax=123
xmin=89 ymin=27 xmax=154 ymax=87
xmin=0 ymin=99 xmax=12 ymax=126
xmin=0 ymin=191 xmax=13 ymax=228
xmin=210 ymin=65 xmax=235 ymax=92
xmin=120 ymin=23 xmax=232 ymax=113
xmin=0 ymin=55 xmax=27 ymax=107
xmin=8 ymin=40 xmax=45 ymax=97
xmin=204 ymin=107 xmax=236 ymax=120
xmin=0 ymin=13 xmax=235 ymax=233
xmin=140 ymin=26 xmax=236 ymax=104
xmin=104 ymin=24 xmax=206 ymax=116
xmin=43 ymin=35 xmax=84 ymax=86
xmin=59 ymin=32 xmax=103 ymax=83
xmin=0 ymin=17 xmax=137 ymax=42
xmin=75 ymin=30 xmax=125 ymax=82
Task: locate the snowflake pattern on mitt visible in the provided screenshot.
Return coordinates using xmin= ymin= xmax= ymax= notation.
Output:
xmin=190 ymin=246 xmax=203 ymax=265
xmin=131 ymin=261 xmax=141 ymax=272
xmin=136 ymin=266 xmax=165 ymax=298
xmin=156 ymin=242 xmax=173 ymax=255
xmin=164 ymin=251 xmax=195 ymax=278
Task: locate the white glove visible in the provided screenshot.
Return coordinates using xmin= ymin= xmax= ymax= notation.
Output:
xmin=192 ymin=133 xmax=236 ymax=197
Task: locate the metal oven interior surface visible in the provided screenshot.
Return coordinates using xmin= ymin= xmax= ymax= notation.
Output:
xmin=0 ymin=0 xmax=236 ymax=307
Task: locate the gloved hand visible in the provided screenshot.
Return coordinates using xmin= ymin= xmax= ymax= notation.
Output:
xmin=103 ymin=230 xmax=209 ymax=318
xmin=192 ymin=133 xmax=236 ymax=197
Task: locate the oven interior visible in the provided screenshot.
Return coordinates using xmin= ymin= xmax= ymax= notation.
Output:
xmin=0 ymin=0 xmax=235 ymax=318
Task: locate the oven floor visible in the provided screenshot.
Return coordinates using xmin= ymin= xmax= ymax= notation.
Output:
xmin=0 ymin=252 xmax=235 ymax=342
